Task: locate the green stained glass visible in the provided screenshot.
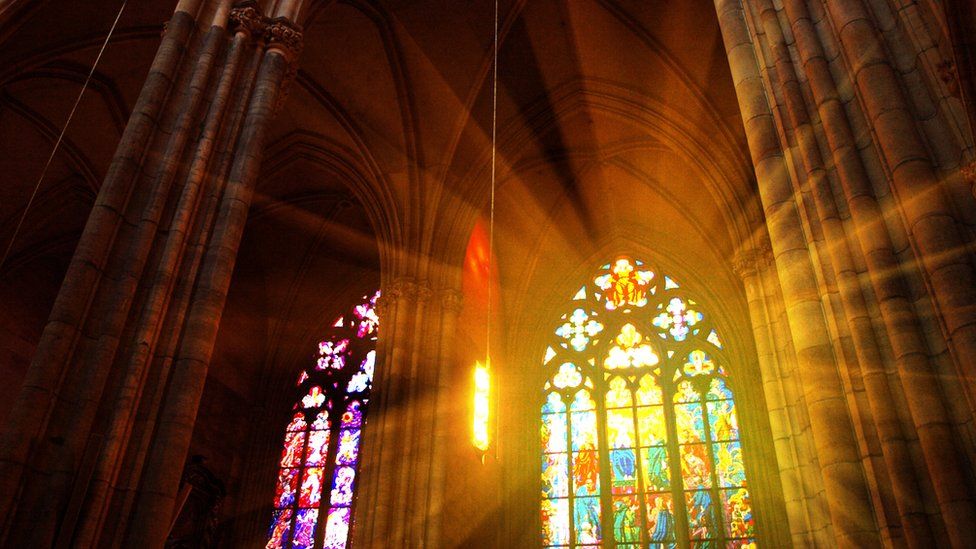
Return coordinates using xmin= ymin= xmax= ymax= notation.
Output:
xmin=540 ymin=257 xmax=755 ymax=547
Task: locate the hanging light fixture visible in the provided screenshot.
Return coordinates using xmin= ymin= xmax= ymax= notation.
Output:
xmin=472 ymin=0 xmax=500 ymax=458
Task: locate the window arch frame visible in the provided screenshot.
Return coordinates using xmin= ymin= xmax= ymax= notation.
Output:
xmin=539 ymin=256 xmax=756 ymax=548
xmin=266 ymin=291 xmax=380 ymax=549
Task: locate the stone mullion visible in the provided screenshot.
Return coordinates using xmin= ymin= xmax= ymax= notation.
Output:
xmin=734 ymin=247 xmax=809 ymax=546
xmin=716 ymin=0 xmax=881 ymax=544
xmin=424 ymin=289 xmax=462 ymax=549
xmin=820 ymin=0 xmax=976 ymax=426
xmin=0 ymin=5 xmax=198 ymax=530
xmin=122 ymin=11 xmax=302 ymax=542
xmin=781 ymin=1 xmax=976 ymax=544
xmin=748 ymin=2 xmax=940 ymax=545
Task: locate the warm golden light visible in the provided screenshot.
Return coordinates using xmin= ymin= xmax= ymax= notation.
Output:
xmin=472 ymin=360 xmax=491 ymax=452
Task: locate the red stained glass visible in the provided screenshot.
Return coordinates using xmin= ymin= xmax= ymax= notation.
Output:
xmin=540 ymin=259 xmax=755 ymax=547
xmin=280 ymin=432 xmax=306 ymax=467
xmin=266 ymin=509 xmax=292 ymax=549
xmin=274 ymin=468 xmax=299 ymax=508
xmin=286 ymin=412 xmax=307 ymax=432
xmin=268 ymin=291 xmax=380 ymax=549
xmin=299 ymin=467 xmax=324 ymax=508
xmin=680 ymin=444 xmax=712 ymax=489
xmin=304 ymin=430 xmax=330 ymax=466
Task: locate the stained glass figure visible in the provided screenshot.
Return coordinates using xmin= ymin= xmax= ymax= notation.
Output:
xmin=267 ymin=291 xmax=380 ymax=549
xmin=594 ymin=257 xmax=654 ymax=310
xmin=541 ymin=258 xmax=754 ymax=547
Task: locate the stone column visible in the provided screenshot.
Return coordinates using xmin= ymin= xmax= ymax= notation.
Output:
xmin=734 ymin=244 xmax=812 ymax=546
xmin=714 ymin=0 xmax=879 ymax=544
xmin=352 ymin=278 xmax=464 ymax=548
xmin=0 ymin=1 xmax=304 ymax=547
xmin=775 ymin=1 xmax=976 ymax=544
xmin=745 ymin=1 xmax=940 ymax=545
xmin=824 ymin=0 xmax=976 ymax=416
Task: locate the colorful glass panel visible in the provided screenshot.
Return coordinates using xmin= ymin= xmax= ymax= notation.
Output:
xmin=555 ymin=308 xmax=604 ymax=351
xmin=267 ymin=509 xmax=292 ymax=549
xmin=322 ymin=507 xmax=350 ymax=549
xmin=542 ymin=498 xmax=571 ymax=545
xmin=540 ymin=258 xmax=755 ymax=547
xmin=267 ymin=291 xmax=380 ymax=549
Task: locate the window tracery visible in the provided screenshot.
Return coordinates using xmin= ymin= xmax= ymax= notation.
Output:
xmin=541 ymin=258 xmax=754 ymax=548
xmin=267 ymin=291 xmax=380 ymax=549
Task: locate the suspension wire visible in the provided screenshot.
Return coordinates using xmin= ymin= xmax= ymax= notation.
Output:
xmin=0 ymin=0 xmax=129 ymax=273
xmin=486 ymin=0 xmax=499 ymax=367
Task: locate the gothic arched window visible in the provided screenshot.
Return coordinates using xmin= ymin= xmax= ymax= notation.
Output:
xmin=540 ymin=258 xmax=755 ymax=548
xmin=267 ymin=291 xmax=380 ymax=549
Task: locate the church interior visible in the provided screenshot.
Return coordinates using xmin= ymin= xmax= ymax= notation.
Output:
xmin=1 ymin=0 xmax=975 ymax=547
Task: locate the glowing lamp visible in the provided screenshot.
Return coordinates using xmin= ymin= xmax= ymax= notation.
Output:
xmin=472 ymin=361 xmax=491 ymax=453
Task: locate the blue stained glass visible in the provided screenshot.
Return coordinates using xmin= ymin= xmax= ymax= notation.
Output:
xmin=268 ymin=291 xmax=380 ymax=549
xmin=573 ymin=496 xmax=602 ymax=543
xmin=266 ymin=509 xmax=292 ymax=549
xmin=291 ymin=509 xmax=318 ymax=549
xmin=685 ymin=490 xmax=715 ymax=540
xmin=329 ymin=466 xmax=356 ymax=505
xmin=543 ymin=392 xmax=566 ymax=414
xmin=336 ymin=429 xmax=360 ymax=465
xmin=610 ymin=448 xmax=637 ymax=494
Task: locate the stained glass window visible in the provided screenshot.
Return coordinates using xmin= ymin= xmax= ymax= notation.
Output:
xmin=268 ymin=291 xmax=380 ymax=549
xmin=541 ymin=258 xmax=756 ymax=548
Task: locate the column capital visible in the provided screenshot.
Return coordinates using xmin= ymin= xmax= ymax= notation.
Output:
xmin=229 ymin=2 xmax=265 ymax=40
xmin=732 ymin=247 xmax=762 ymax=279
xmin=438 ymin=289 xmax=464 ymax=314
xmin=265 ymin=17 xmax=304 ymax=62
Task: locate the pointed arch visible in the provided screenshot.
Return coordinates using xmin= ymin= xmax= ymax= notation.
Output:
xmin=267 ymin=291 xmax=380 ymax=549
xmin=540 ymin=257 xmax=754 ymax=547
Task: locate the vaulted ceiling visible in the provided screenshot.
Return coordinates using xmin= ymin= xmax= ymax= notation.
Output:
xmin=0 ymin=0 xmax=759 ymax=483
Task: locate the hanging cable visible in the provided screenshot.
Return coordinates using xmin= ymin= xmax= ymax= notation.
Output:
xmin=474 ymin=0 xmax=501 ymax=459
xmin=486 ymin=0 xmax=499 ymax=366
xmin=0 ymin=0 xmax=128 ymax=272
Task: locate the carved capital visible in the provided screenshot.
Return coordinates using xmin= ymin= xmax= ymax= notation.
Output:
xmin=388 ymin=278 xmax=418 ymax=302
xmin=439 ymin=289 xmax=464 ymax=314
xmin=265 ymin=18 xmax=304 ymax=61
xmin=732 ymin=248 xmax=760 ymax=279
xmin=414 ymin=282 xmax=434 ymax=304
xmin=229 ymin=2 xmax=266 ymax=40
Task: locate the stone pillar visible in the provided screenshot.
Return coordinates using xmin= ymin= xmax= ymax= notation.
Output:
xmin=714 ymin=0 xmax=880 ymax=544
xmin=765 ymin=0 xmax=976 ymax=544
xmin=734 ymin=244 xmax=812 ymax=546
xmin=352 ymin=279 xmax=463 ymax=548
xmin=0 ymin=1 xmax=304 ymax=547
xmin=745 ymin=1 xmax=939 ymax=545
